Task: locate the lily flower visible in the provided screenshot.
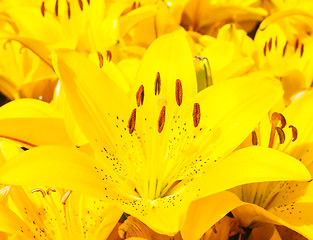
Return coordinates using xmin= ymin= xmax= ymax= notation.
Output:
xmin=253 ymin=4 xmax=313 ymax=104
xmin=182 ymin=89 xmax=313 ymax=240
xmin=0 ymin=31 xmax=310 ymax=235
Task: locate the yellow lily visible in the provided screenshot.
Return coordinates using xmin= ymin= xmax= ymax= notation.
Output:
xmin=253 ymin=5 xmax=313 ymax=104
xmin=0 ymin=31 xmax=309 ymax=235
xmin=182 ymin=90 xmax=313 ymax=240
xmin=179 ymin=0 xmax=267 ymax=37
xmin=0 ymin=138 xmax=122 ymax=240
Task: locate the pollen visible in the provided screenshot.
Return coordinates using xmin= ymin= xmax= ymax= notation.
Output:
xmin=31 ymin=188 xmax=46 ymax=197
xmin=67 ymin=1 xmax=71 ymax=19
xmin=136 ymin=85 xmax=144 ymax=107
xmin=128 ymin=108 xmax=137 ymax=134
xmin=158 ymin=106 xmax=166 ymax=133
xmin=97 ymin=51 xmax=103 ymax=68
xmin=55 ymin=0 xmax=59 ymax=16
xmin=78 ymin=0 xmax=83 ymax=11
xmin=283 ymin=41 xmax=288 ymax=57
xmin=41 ymin=2 xmax=45 ymax=17
xmin=268 ymin=38 xmax=272 ymax=51
xmin=275 ymin=127 xmax=285 ymax=144
xmin=155 ymin=72 xmax=161 ymax=95
xmin=300 ymin=44 xmax=304 ymax=58
xmin=252 ymin=131 xmax=258 ymax=145
xmin=193 ymin=103 xmax=201 ymax=127
xmin=175 ymin=79 xmax=183 ymax=106
xmin=289 ymin=125 xmax=298 ymax=142
xmin=106 ymin=50 xmax=112 ymax=62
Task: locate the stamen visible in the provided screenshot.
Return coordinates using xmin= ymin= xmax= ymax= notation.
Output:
xmin=300 ymin=44 xmax=304 ymax=57
xmin=252 ymin=131 xmax=258 ymax=145
xmin=46 ymin=188 xmax=56 ymax=195
xmin=136 ymin=85 xmax=144 ymax=107
xmin=269 ymin=112 xmax=286 ymax=148
xmin=131 ymin=2 xmax=136 ymax=10
xmin=78 ymin=0 xmax=83 ymax=11
xmin=128 ymin=109 xmax=136 ymax=134
xmin=87 ymin=0 xmax=90 ymax=5
xmin=138 ymin=1 xmax=141 ymax=7
xmin=175 ymin=79 xmax=183 ymax=106
xmin=268 ymin=38 xmax=272 ymax=51
xmin=67 ymin=1 xmax=71 ymax=19
xmin=55 ymin=0 xmax=59 ymax=16
xmin=289 ymin=125 xmax=298 ymax=141
xmin=106 ymin=50 xmax=112 ymax=62
xmin=263 ymin=42 xmax=267 ymax=56
xmin=295 ymin=38 xmax=299 ymax=52
xmin=158 ymin=106 xmax=166 ymax=133
xmin=193 ymin=103 xmax=201 ymax=127
xmin=61 ymin=190 xmax=72 ymax=205
xmin=275 ymin=127 xmax=285 ymax=144
xmin=282 ymin=41 xmax=288 ymax=57
xmin=275 ymin=37 xmax=278 ymax=48
xmin=31 ymin=188 xmax=46 ymax=197
xmin=155 ymin=72 xmax=161 ymax=95
xmin=279 ymin=113 xmax=286 ymax=128
xmin=97 ymin=51 xmax=103 ymax=68
xmin=41 ymin=2 xmax=45 ymax=17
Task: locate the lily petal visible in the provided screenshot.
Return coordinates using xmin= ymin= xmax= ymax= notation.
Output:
xmin=0 ymin=99 xmax=72 ymax=146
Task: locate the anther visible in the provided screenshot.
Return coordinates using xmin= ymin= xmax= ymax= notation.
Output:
xmin=46 ymin=188 xmax=56 ymax=195
xmin=128 ymin=109 xmax=136 ymax=134
xmin=175 ymin=79 xmax=183 ymax=106
xmin=97 ymin=51 xmax=103 ymax=68
xmin=289 ymin=125 xmax=298 ymax=142
xmin=158 ymin=106 xmax=166 ymax=133
xmin=67 ymin=1 xmax=71 ymax=19
xmin=138 ymin=1 xmax=141 ymax=7
xmin=87 ymin=0 xmax=90 ymax=5
xmin=61 ymin=190 xmax=72 ymax=205
xmin=263 ymin=42 xmax=267 ymax=56
xmin=78 ymin=0 xmax=83 ymax=11
xmin=193 ymin=103 xmax=201 ymax=127
xmin=31 ymin=188 xmax=46 ymax=197
xmin=106 ymin=50 xmax=112 ymax=62
xmin=275 ymin=37 xmax=278 ymax=48
xmin=155 ymin=72 xmax=161 ymax=95
xmin=275 ymin=127 xmax=285 ymax=144
xmin=136 ymin=85 xmax=144 ymax=107
xmin=41 ymin=2 xmax=45 ymax=17
xmin=295 ymin=38 xmax=299 ymax=52
xmin=279 ymin=113 xmax=286 ymax=128
xmin=300 ymin=44 xmax=304 ymax=58
xmin=252 ymin=131 xmax=258 ymax=145
xmin=131 ymin=1 xmax=136 ymax=10
xmin=55 ymin=0 xmax=59 ymax=16
xmin=282 ymin=41 xmax=288 ymax=57
xmin=268 ymin=38 xmax=272 ymax=51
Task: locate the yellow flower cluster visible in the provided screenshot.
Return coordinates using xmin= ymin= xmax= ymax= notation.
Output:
xmin=0 ymin=0 xmax=312 ymax=239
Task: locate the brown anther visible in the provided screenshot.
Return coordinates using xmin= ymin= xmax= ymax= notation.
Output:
xmin=282 ymin=41 xmax=288 ymax=57
xmin=275 ymin=127 xmax=285 ymax=144
xmin=138 ymin=1 xmax=141 ymax=7
xmin=46 ymin=188 xmax=56 ymax=195
xmin=128 ymin=109 xmax=137 ymax=134
xmin=295 ymin=38 xmax=299 ymax=52
xmin=175 ymin=79 xmax=183 ymax=106
xmin=41 ymin=2 xmax=45 ymax=17
xmin=97 ymin=51 xmax=103 ymax=68
xmin=136 ymin=85 xmax=144 ymax=107
xmin=289 ymin=125 xmax=298 ymax=142
xmin=78 ymin=0 xmax=83 ymax=11
xmin=67 ymin=1 xmax=71 ymax=19
xmin=87 ymin=0 xmax=90 ymax=5
xmin=263 ymin=42 xmax=267 ymax=56
xmin=106 ymin=50 xmax=112 ymax=62
xmin=61 ymin=190 xmax=72 ymax=205
xmin=55 ymin=0 xmax=59 ymax=16
xmin=131 ymin=1 xmax=136 ymax=10
xmin=155 ymin=72 xmax=161 ymax=95
xmin=252 ymin=131 xmax=258 ymax=145
xmin=279 ymin=113 xmax=286 ymax=128
xmin=269 ymin=112 xmax=285 ymax=148
xmin=31 ymin=188 xmax=46 ymax=197
xmin=271 ymin=112 xmax=286 ymax=128
xmin=300 ymin=44 xmax=304 ymax=58
xmin=158 ymin=106 xmax=166 ymax=133
xmin=193 ymin=103 xmax=201 ymax=128
xmin=275 ymin=36 xmax=278 ymax=48
xmin=268 ymin=38 xmax=272 ymax=51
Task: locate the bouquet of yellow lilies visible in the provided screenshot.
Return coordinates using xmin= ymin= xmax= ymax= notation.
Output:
xmin=0 ymin=0 xmax=312 ymax=239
